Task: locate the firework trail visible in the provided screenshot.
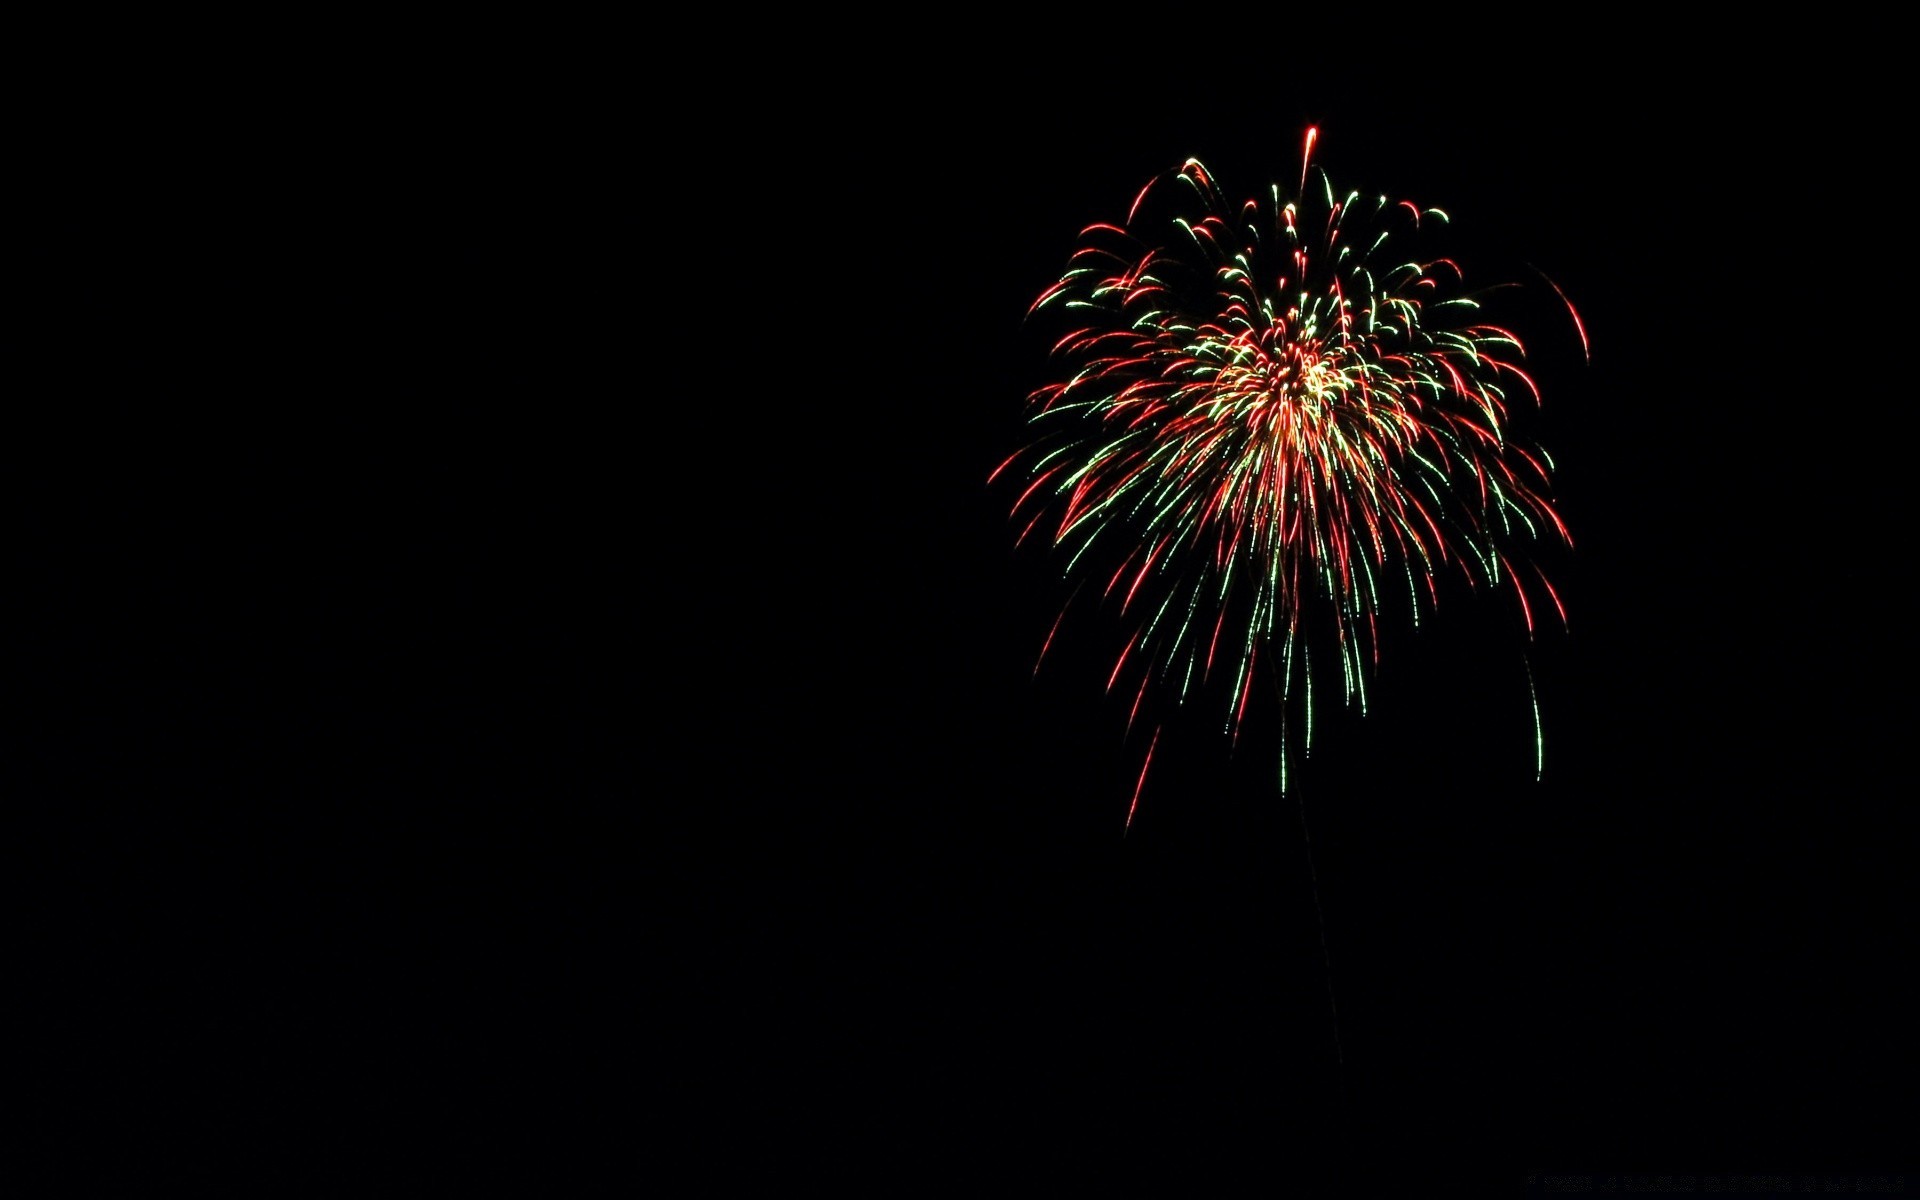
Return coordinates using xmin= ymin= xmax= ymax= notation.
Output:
xmin=991 ymin=129 xmax=1581 ymax=825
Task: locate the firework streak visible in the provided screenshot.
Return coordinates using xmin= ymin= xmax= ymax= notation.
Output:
xmin=991 ymin=129 xmax=1582 ymax=824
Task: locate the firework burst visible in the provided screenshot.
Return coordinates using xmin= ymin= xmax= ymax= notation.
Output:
xmin=991 ymin=129 xmax=1582 ymax=824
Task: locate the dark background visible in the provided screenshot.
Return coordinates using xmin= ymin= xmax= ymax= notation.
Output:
xmin=14 ymin=36 xmax=1912 ymax=1196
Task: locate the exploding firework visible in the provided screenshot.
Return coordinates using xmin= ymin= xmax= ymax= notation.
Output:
xmin=990 ymin=128 xmax=1583 ymax=825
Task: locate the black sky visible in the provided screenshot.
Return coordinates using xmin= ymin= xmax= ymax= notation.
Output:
xmin=15 ymin=38 xmax=1913 ymax=1197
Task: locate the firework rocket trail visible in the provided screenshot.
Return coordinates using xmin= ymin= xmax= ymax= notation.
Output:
xmin=991 ymin=129 xmax=1582 ymax=825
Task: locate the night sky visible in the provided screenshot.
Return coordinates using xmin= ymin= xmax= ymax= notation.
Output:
xmin=17 ymin=40 xmax=1913 ymax=1196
